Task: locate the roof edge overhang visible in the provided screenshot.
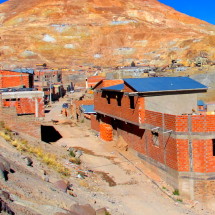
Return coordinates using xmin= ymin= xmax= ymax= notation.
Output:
xmin=127 ymin=88 xmax=208 ymax=95
xmin=101 ymin=89 xmax=124 ymax=92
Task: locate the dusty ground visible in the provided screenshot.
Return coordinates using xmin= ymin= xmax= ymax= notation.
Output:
xmin=43 ymin=93 xmax=215 ymax=215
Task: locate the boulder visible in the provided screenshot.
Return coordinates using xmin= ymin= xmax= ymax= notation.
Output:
xmin=0 ymin=155 xmax=11 ymax=180
xmin=96 ymin=208 xmax=108 ymax=215
xmin=54 ymin=180 xmax=69 ymax=192
xmin=23 ymin=157 xmax=33 ymax=167
xmin=70 ymin=204 xmax=96 ymax=215
xmin=75 ymin=150 xmax=83 ymax=158
xmin=0 ymin=156 xmax=10 ymax=172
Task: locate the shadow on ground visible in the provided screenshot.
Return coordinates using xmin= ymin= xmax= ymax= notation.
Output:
xmin=41 ymin=125 xmax=62 ymax=143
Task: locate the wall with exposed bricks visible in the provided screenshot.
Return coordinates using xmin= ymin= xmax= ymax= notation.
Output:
xmin=0 ymin=106 xmax=41 ymax=139
xmin=93 ymin=91 xmax=215 ymax=206
xmin=2 ymin=98 xmax=44 ymax=117
xmin=91 ymin=114 xmax=100 ymax=132
xmin=0 ymin=70 xmax=32 ymax=88
xmin=94 ymin=91 xmax=144 ymax=124
xmin=94 ymin=93 xmax=215 ymax=174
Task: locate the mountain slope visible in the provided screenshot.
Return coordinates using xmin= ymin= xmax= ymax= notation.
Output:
xmin=0 ymin=0 xmax=215 ymax=68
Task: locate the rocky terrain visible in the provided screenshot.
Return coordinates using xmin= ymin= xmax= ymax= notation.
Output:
xmin=0 ymin=0 xmax=215 ymax=68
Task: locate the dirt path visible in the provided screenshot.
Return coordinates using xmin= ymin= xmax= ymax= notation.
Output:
xmin=44 ymin=96 xmax=213 ymax=215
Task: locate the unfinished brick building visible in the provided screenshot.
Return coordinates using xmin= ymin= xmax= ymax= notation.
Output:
xmin=0 ymin=69 xmax=34 ymax=88
xmin=0 ymin=89 xmax=44 ymax=139
xmin=92 ymin=77 xmax=215 ymax=207
xmin=34 ymin=69 xmax=62 ymax=83
xmin=0 ymin=89 xmax=44 ymax=118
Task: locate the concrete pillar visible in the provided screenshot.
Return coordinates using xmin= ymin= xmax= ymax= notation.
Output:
xmin=0 ymin=94 xmax=2 ymax=118
xmin=86 ymin=78 xmax=88 ymax=89
xmin=35 ymin=98 xmax=39 ymax=118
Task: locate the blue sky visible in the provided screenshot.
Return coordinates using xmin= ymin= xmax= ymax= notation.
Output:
xmin=0 ymin=0 xmax=214 ymax=25
xmin=158 ymin=0 xmax=215 ymax=25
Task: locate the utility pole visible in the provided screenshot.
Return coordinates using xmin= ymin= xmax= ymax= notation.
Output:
xmin=49 ymin=72 xmax=52 ymax=105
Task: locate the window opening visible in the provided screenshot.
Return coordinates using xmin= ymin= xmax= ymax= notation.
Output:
xmin=152 ymin=131 xmax=159 ymax=146
xmin=116 ymin=94 xmax=122 ymax=106
xmin=213 ymin=139 xmax=215 ymax=156
xmin=129 ymin=96 xmax=135 ymax=109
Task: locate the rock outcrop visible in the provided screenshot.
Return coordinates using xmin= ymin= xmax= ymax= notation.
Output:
xmin=0 ymin=0 xmax=214 ymax=68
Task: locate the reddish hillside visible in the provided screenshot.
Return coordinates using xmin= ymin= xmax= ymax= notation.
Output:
xmin=0 ymin=0 xmax=214 ymax=68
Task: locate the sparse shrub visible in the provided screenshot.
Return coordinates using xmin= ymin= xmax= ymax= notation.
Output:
xmin=0 ymin=121 xmax=5 ymax=129
xmin=11 ymin=139 xmax=19 ymax=147
xmin=0 ymin=127 xmax=70 ymax=176
xmin=69 ymin=157 xmax=81 ymax=165
xmin=0 ymin=131 xmax=12 ymax=142
xmin=177 ymin=198 xmax=183 ymax=202
xmin=4 ymin=126 xmax=12 ymax=133
xmin=173 ymin=189 xmax=180 ymax=196
xmin=81 ymin=119 xmax=84 ymax=123
xmin=16 ymin=143 xmax=28 ymax=152
xmin=69 ymin=150 xmax=76 ymax=157
xmin=105 ymin=212 xmax=111 ymax=215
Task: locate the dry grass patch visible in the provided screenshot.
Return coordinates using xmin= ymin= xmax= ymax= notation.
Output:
xmin=0 ymin=128 xmax=70 ymax=176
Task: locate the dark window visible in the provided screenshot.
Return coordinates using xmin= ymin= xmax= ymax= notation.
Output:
xmin=96 ymin=114 xmax=100 ymax=121
xmin=105 ymin=93 xmax=111 ymax=104
xmin=107 ymin=96 xmax=111 ymax=104
xmin=129 ymin=96 xmax=135 ymax=109
xmin=213 ymin=139 xmax=215 ymax=156
xmin=117 ymin=94 xmax=122 ymax=106
xmin=152 ymin=131 xmax=159 ymax=146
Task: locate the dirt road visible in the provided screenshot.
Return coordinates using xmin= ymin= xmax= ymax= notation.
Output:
xmin=44 ymin=96 xmax=212 ymax=215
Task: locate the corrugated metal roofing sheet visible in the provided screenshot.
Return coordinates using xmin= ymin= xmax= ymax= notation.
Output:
xmin=12 ymin=68 xmax=34 ymax=74
xmin=102 ymin=84 xmax=124 ymax=91
xmin=81 ymin=105 xmax=96 ymax=114
xmin=124 ymin=77 xmax=207 ymax=93
xmin=197 ymin=100 xmax=205 ymax=106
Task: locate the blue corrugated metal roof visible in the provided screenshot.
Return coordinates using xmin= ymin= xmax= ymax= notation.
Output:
xmin=81 ymin=105 xmax=96 ymax=114
xmin=124 ymin=77 xmax=207 ymax=93
xmin=197 ymin=100 xmax=205 ymax=106
xmin=12 ymin=68 xmax=34 ymax=74
xmin=102 ymin=84 xmax=124 ymax=91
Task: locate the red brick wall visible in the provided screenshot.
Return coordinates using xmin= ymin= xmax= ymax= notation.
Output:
xmin=91 ymin=114 xmax=100 ymax=132
xmin=0 ymin=107 xmax=41 ymax=139
xmin=94 ymin=92 xmax=144 ymax=124
xmin=94 ymin=95 xmax=215 ymax=174
xmin=192 ymin=115 xmax=215 ymax=132
xmin=193 ymin=139 xmax=215 ymax=173
xmin=116 ymin=121 xmax=146 ymax=154
xmin=176 ymin=116 xmax=188 ymax=132
xmin=177 ymin=139 xmax=189 ymax=172
xmin=2 ymin=98 xmax=44 ymax=117
xmin=145 ymin=110 xmax=163 ymax=127
xmin=0 ymin=70 xmax=31 ymax=88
